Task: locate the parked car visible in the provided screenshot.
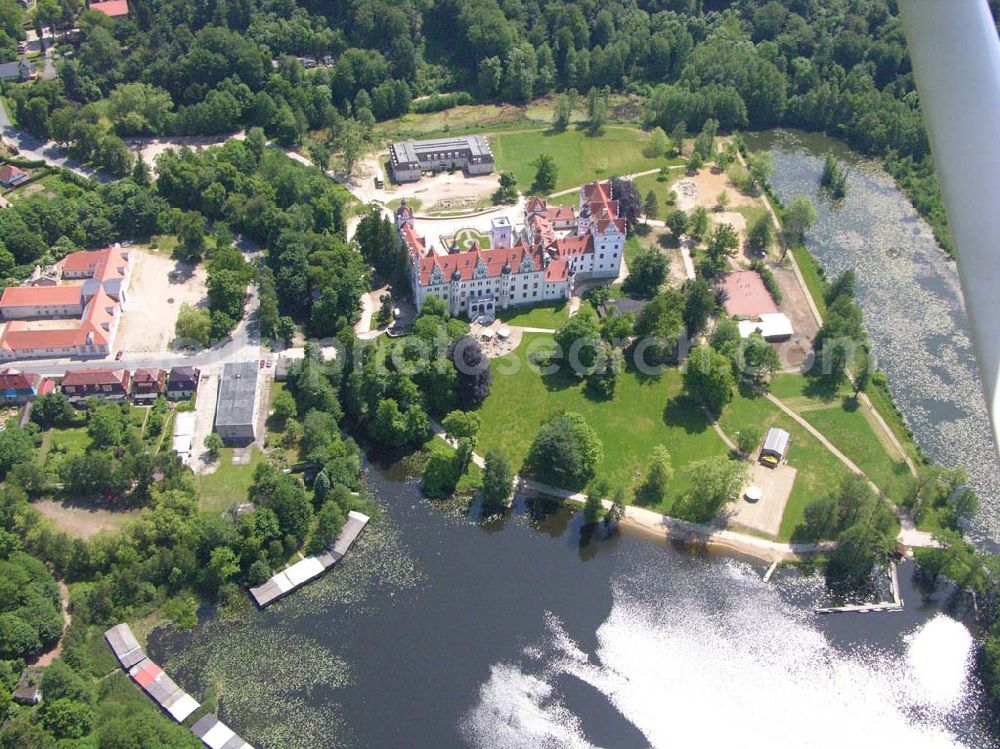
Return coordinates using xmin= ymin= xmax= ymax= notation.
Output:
xmin=114 ymin=350 xmax=124 ymax=360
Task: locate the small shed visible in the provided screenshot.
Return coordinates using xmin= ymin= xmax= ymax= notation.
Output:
xmin=13 ymin=669 xmax=42 ymax=705
xmin=760 ymin=427 xmax=791 ymax=467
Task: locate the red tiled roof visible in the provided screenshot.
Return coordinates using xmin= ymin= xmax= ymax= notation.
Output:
xmin=0 ymin=284 xmax=81 ymax=308
xmin=400 ymin=223 xmax=426 ymax=257
xmin=418 ymin=244 xmax=541 ymax=285
xmin=0 ymin=368 xmax=35 ymax=391
xmin=525 ymin=196 xmax=547 ymax=214
xmin=62 ymin=247 xmax=128 ymax=282
xmin=546 ymin=205 xmax=575 ymax=222
xmin=133 ymin=368 xmax=165 ymax=384
xmin=581 ymin=180 xmax=626 ymax=233
xmin=716 ymin=271 xmax=779 ymax=318
xmin=545 ymin=258 xmax=569 ymax=282
xmin=0 ymin=165 xmax=27 ymax=183
xmin=90 ymin=0 xmax=129 ymax=16
xmin=553 ymin=235 xmax=592 ymax=256
xmin=61 ymin=368 xmax=129 ymax=387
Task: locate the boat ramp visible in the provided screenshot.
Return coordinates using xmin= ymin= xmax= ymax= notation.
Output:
xmin=249 ymin=510 xmax=369 ymax=607
xmin=104 ymin=623 xmax=253 ymax=748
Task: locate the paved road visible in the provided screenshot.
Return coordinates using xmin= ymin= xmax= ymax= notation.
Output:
xmin=0 ymin=97 xmax=106 ymax=182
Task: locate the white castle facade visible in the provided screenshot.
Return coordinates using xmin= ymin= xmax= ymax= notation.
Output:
xmin=397 ymin=181 xmax=626 ymax=318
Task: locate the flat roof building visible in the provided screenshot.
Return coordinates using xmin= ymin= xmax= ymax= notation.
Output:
xmin=389 ymin=135 xmax=494 ymax=183
xmin=214 ymin=361 xmax=259 ymax=446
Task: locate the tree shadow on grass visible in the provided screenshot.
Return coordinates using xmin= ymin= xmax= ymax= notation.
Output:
xmin=540 ymin=365 xmax=579 ymax=392
xmin=841 ymin=394 xmax=860 ymax=412
xmin=802 ymin=373 xmax=841 ymax=403
xmin=662 ymin=394 xmax=711 ymax=435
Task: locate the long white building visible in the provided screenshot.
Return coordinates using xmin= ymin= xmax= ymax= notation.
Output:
xmin=398 ymin=181 xmax=626 ymax=317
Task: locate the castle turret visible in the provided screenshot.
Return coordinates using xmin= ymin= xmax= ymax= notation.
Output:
xmin=394 ymin=199 xmax=415 ymax=230
xmin=577 ymin=203 xmax=591 ymax=237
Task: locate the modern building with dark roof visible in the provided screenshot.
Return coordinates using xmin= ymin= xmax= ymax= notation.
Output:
xmin=214 ymin=361 xmax=259 ymax=445
xmin=389 ymin=135 xmax=494 ymax=182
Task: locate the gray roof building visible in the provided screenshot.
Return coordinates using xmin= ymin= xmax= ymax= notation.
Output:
xmin=0 ymin=59 xmax=33 ymax=82
xmin=104 ymin=623 xmax=147 ymax=669
xmin=214 ymin=361 xmax=259 ymax=446
xmin=389 ymin=135 xmax=494 ymax=182
xmin=761 ymin=427 xmax=791 ymax=463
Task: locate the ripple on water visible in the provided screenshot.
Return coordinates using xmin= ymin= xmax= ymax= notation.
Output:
xmin=754 ymin=130 xmax=1000 ymax=543
xmin=461 ymin=557 xmax=986 ymax=749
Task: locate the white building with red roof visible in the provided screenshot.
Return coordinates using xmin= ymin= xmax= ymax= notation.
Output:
xmin=399 ymin=181 xmax=625 ymax=317
xmin=0 ymin=247 xmax=130 ymax=360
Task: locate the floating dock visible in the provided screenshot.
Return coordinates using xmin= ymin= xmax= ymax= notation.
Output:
xmin=105 ymin=623 xmax=253 ymax=748
xmin=250 ymin=510 xmax=369 ymax=607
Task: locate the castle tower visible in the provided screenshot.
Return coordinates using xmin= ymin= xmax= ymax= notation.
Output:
xmin=577 ymin=203 xmax=591 ymax=237
xmin=491 ymin=216 xmax=512 ymax=249
xmin=449 ymin=269 xmax=462 ymax=317
xmin=499 ymin=260 xmax=512 ymax=309
xmin=394 ymin=199 xmax=415 ymax=230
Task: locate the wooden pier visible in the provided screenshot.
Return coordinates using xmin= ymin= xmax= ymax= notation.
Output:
xmin=249 ymin=511 xmax=369 ymax=608
xmin=815 ymin=562 xmax=903 ymax=614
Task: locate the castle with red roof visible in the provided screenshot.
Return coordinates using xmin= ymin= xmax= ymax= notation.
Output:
xmin=398 ymin=181 xmax=625 ymax=318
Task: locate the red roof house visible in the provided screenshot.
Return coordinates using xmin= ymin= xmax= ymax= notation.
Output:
xmin=61 ymin=368 xmax=131 ymax=403
xmin=0 ymin=165 xmax=28 ymax=188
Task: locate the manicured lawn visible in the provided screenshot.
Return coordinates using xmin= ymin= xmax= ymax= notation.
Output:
xmin=476 ymin=333 xmax=729 ymax=509
xmin=789 ymin=244 xmax=827 ymax=317
xmin=633 ymin=170 xmax=684 ymax=215
xmin=197 ymin=447 xmax=265 ymax=513
xmin=491 ymin=126 xmax=674 ymax=193
xmin=717 ymin=388 xmax=851 ymax=540
xmin=47 ymin=426 xmax=92 ymax=456
xmin=770 ymin=373 xmax=911 ymax=504
xmin=496 ymin=301 xmax=569 ymax=330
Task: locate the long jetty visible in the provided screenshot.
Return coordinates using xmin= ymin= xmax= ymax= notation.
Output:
xmin=249 ymin=510 xmax=369 ymax=607
xmin=105 ymin=623 xmax=253 ymax=748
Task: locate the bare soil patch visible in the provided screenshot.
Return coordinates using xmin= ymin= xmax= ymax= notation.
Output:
xmin=115 ymin=249 xmax=208 ymax=353
xmin=33 ymin=499 xmax=138 ymax=538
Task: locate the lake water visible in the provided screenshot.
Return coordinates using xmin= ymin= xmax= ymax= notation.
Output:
xmin=149 ymin=130 xmax=1000 ymax=747
xmin=150 ymin=463 xmax=996 ymax=748
xmin=744 ymin=129 xmax=1000 ymax=544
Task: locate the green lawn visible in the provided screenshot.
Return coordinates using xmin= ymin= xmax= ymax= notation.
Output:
xmin=632 ymin=170 xmax=684 ymax=215
xmin=769 ymin=374 xmax=911 ymax=504
xmin=789 ymin=244 xmax=827 ymax=317
xmin=491 ymin=126 xmax=676 ymax=193
xmin=46 ymin=426 xmax=91 ymax=456
xmin=496 ymin=301 xmax=569 ymax=330
xmin=197 ymin=447 xmax=265 ymax=513
xmin=476 ymin=333 xmax=729 ymax=509
xmin=717 ymin=387 xmax=852 ymax=540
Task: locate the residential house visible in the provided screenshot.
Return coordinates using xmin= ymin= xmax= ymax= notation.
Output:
xmin=166 ymin=367 xmax=200 ymax=400
xmin=0 ymin=164 xmax=29 ymax=188
xmin=131 ymin=368 xmax=166 ymax=403
xmin=0 ymin=367 xmax=39 ymax=404
xmin=60 ymin=368 xmax=131 ymax=405
xmin=0 ymin=59 xmax=33 ymax=83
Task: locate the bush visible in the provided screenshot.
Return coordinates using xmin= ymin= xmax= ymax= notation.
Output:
xmin=411 ymin=92 xmax=475 ymax=114
xmin=750 ymin=260 xmax=782 ymax=304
